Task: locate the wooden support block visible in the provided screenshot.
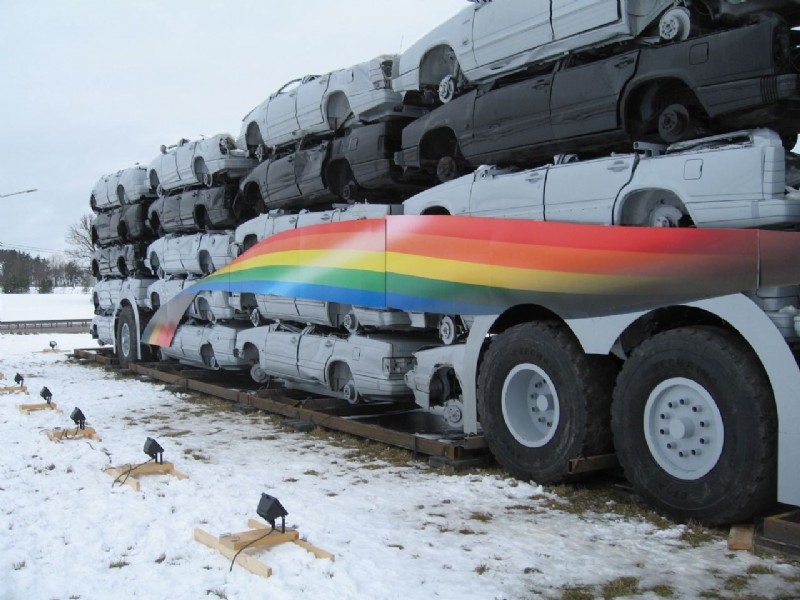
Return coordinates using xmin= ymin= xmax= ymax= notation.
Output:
xmin=103 ymin=461 xmax=188 ymax=491
xmin=46 ymin=427 xmax=101 ymax=442
xmin=195 ymin=520 xmax=334 ymax=578
xmin=18 ymin=402 xmax=60 ymax=414
xmin=0 ymin=386 xmax=28 ymax=395
xmin=728 ymin=524 xmax=755 ymax=551
xmin=195 ymin=528 xmax=274 ymax=578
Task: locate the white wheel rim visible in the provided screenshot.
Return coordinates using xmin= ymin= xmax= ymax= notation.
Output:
xmin=643 ymin=377 xmax=724 ymax=480
xmin=120 ymin=322 xmax=131 ymax=357
xmin=501 ymin=363 xmax=560 ymax=448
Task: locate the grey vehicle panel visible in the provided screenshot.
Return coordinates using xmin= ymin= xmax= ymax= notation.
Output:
xmin=146 ymin=232 xmax=238 ymax=278
xmin=148 ymin=184 xmax=239 ymax=235
xmin=160 ymin=323 xmax=250 ymax=370
xmin=398 ymin=18 xmax=800 ymax=175
xmin=91 ymin=243 xmax=150 ymax=280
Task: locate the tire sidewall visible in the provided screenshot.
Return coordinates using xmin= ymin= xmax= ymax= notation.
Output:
xmin=115 ymin=306 xmax=137 ymax=369
xmin=612 ymin=330 xmax=775 ymax=522
xmin=479 ymin=324 xmax=589 ymax=483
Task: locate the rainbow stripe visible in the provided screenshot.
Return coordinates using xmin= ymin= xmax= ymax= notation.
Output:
xmin=142 ymin=216 xmax=800 ymax=346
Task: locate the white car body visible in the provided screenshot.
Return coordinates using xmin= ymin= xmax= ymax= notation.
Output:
xmin=240 ymin=55 xmax=408 ymax=151
xmin=147 ymin=134 xmax=256 ymax=194
xmin=234 ymin=324 xmax=433 ymax=401
xmin=393 ymin=0 xmax=677 ymax=95
xmin=93 ymin=278 xmax=152 ymax=315
xmin=90 ymin=166 xmax=152 ymax=212
xmin=160 ymin=323 xmax=250 ymax=370
xmin=91 ymin=244 xmax=150 ymax=280
xmin=403 ymin=129 xmax=800 ymax=228
xmin=90 ymin=314 xmax=115 ymax=346
xmin=146 ymin=232 xmax=239 ymax=278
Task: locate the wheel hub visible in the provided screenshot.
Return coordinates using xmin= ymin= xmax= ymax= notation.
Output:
xmin=643 ymin=377 xmax=724 ymax=480
xmin=120 ymin=322 xmax=131 ymax=357
xmin=501 ymin=363 xmax=560 ymax=448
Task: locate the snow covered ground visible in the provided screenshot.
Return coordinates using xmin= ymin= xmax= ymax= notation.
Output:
xmin=0 ymin=290 xmax=93 ymax=321
xmin=1 ymin=332 xmax=799 ymax=600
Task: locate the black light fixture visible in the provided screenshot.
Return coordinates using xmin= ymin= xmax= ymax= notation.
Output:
xmin=143 ymin=437 xmax=164 ymax=464
xmin=49 ymin=340 xmax=58 ymax=350
xmin=70 ymin=407 xmax=86 ymax=430
xmin=40 ymin=386 xmax=53 ymax=404
xmin=257 ymin=493 xmax=288 ymax=533
xmin=14 ymin=373 xmax=24 ymax=386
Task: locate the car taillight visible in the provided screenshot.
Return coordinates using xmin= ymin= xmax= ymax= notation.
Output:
xmin=383 ymin=356 xmax=413 ymax=374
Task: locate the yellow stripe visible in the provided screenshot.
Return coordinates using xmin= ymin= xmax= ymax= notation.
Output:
xmin=219 ymin=249 xmax=387 ymax=275
xmin=386 ymin=252 xmax=664 ymax=294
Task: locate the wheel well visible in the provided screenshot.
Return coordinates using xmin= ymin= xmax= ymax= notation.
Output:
xmin=149 ymin=252 xmax=160 ymax=269
xmin=326 ymin=92 xmax=351 ymax=130
xmin=244 ymin=121 xmax=264 ymax=150
xmin=623 ymin=78 xmax=699 ymax=138
xmin=150 ymin=292 xmax=161 ymax=310
xmin=326 ymin=159 xmax=351 ymax=192
xmin=421 ymin=207 xmax=450 ymax=216
xmin=194 ymin=204 xmax=208 ymax=228
xmin=242 ymin=234 xmax=259 ymax=253
xmin=243 ymin=182 xmax=262 ymax=206
xmin=241 ymin=342 xmax=259 ymax=364
xmin=489 ymin=305 xmax=565 ymax=336
xmin=328 ymin=361 xmax=352 ymax=390
xmin=198 ymin=250 xmax=214 ymax=274
xmin=148 ymin=169 xmax=159 ymax=192
xmin=419 ymin=44 xmax=457 ymax=88
xmin=617 ymin=188 xmax=693 ymax=226
xmin=116 ymin=184 xmax=126 ymax=205
xmin=91 ymin=227 xmax=99 ymax=246
xmin=419 ymin=128 xmax=458 ymax=166
xmin=193 ymin=157 xmax=208 ymax=177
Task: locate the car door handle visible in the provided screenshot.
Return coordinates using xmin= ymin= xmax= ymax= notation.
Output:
xmin=526 ymin=174 xmax=543 ymax=183
xmin=614 ymin=57 xmax=634 ymax=69
xmin=290 ymin=337 xmax=297 ymax=343
xmin=324 ymin=340 xmax=333 ymax=348
xmin=533 ymin=80 xmax=550 ymax=90
xmin=320 ymin=214 xmax=331 ymax=220
xmin=287 ymin=157 xmax=294 ymax=163
xmin=607 ymin=160 xmax=630 ymax=172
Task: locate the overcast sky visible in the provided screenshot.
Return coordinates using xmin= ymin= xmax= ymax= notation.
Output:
xmin=0 ymin=0 xmax=467 ymax=260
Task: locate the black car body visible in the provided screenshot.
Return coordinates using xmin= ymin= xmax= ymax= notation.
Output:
xmin=148 ymin=183 xmax=240 ymax=235
xmin=239 ymin=120 xmax=426 ymax=213
xmin=91 ymin=204 xmax=152 ymax=247
xmin=397 ymin=16 xmax=800 ymax=180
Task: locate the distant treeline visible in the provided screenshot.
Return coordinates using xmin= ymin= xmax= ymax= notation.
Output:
xmin=0 ymin=249 xmax=92 ymax=293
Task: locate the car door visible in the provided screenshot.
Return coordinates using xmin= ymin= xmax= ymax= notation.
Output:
xmin=543 ymin=154 xmax=637 ymax=224
xmin=296 ymin=329 xmax=335 ymax=384
xmin=551 ymin=0 xmax=621 ymax=39
xmin=261 ymin=327 xmax=301 ymax=379
xmin=265 ymin=146 xmax=303 ymax=208
xmin=175 ymin=141 xmax=197 ymax=186
xmin=265 ymin=79 xmax=303 ymax=147
xmin=550 ymin=50 xmax=639 ymax=140
xmin=468 ymin=166 xmax=547 ymax=220
xmin=295 ymin=74 xmax=329 ymax=134
xmin=468 ymin=68 xmax=555 ymax=163
xmin=295 ymin=138 xmax=330 ymax=199
xmin=471 ymin=0 xmax=552 ymax=73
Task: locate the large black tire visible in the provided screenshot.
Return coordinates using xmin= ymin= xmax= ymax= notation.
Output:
xmin=477 ymin=321 xmax=616 ymax=484
xmin=611 ymin=327 xmax=777 ymax=525
xmin=115 ymin=305 xmax=138 ymax=369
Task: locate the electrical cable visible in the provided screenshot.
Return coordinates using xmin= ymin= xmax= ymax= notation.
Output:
xmin=228 ymin=526 xmax=275 ymax=572
xmin=111 ymin=457 xmax=154 ymax=488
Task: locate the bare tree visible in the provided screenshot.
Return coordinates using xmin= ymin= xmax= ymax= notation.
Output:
xmin=65 ymin=214 xmax=94 ymax=265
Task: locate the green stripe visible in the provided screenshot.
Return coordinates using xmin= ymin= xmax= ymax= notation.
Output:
xmin=214 ymin=265 xmax=386 ymax=293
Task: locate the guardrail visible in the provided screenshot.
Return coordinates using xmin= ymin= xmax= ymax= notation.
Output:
xmin=0 ymin=319 xmax=92 ymax=331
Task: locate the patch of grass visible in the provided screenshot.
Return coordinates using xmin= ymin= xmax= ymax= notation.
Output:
xmin=12 ymin=561 xmax=26 ymax=570
xmin=154 ymin=554 xmax=166 ymax=564
xmin=303 ymin=469 xmax=321 ymax=477
xmin=474 ymin=563 xmax=489 ymax=575
xmin=723 ymin=574 xmax=749 ymax=592
xmin=387 ymin=543 xmax=404 ymax=550
xmin=206 ymin=589 xmax=228 ymax=599
xmin=458 ymin=528 xmax=477 ymax=535
xmin=523 ymin=566 xmax=541 ymax=575
xmin=601 ymin=576 xmax=639 ymax=599
xmin=158 ymin=429 xmax=192 ymax=438
xmin=559 ymin=586 xmax=595 ymax=600
xmin=648 ymin=584 xmax=675 ymax=597
xmin=746 ymin=564 xmax=774 ymax=575
xmin=283 ymin=477 xmax=298 ymax=483
xmin=469 ymin=511 xmax=493 ymax=523
xmin=108 ymin=559 xmax=129 ymax=569
xmin=679 ymin=522 xmax=723 ymax=548
xmin=326 ymin=492 xmax=338 ymax=497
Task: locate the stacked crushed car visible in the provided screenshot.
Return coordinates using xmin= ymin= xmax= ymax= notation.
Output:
xmin=92 ymin=0 xmax=800 ymax=397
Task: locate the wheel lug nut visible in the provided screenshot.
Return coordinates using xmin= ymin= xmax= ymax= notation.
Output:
xmin=660 ymin=413 xmax=668 ymax=420
xmin=678 ymin=451 xmax=685 ymax=457
xmin=666 ymin=443 xmax=673 ymax=449
xmin=692 ymin=449 xmax=700 ymax=456
xmin=699 ymin=438 xmax=706 ymax=445
xmin=659 ymin=429 xmax=666 ymax=435
xmin=546 ymin=422 xmax=552 ymax=427
xmin=692 ymin=406 xmax=700 ymax=413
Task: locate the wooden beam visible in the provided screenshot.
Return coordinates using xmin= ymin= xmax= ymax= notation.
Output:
xmin=194 ymin=527 xmax=273 ymax=578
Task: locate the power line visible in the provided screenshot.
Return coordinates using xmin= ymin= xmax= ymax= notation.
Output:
xmin=0 ymin=189 xmax=37 ymax=199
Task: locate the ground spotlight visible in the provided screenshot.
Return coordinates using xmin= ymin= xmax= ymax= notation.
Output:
xmin=49 ymin=340 xmax=58 ymax=350
xmin=70 ymin=407 xmax=86 ymax=430
xmin=40 ymin=386 xmax=52 ymax=404
xmin=257 ymin=493 xmax=288 ymax=533
xmin=144 ymin=437 xmax=164 ymax=464
xmin=14 ymin=373 xmax=24 ymax=386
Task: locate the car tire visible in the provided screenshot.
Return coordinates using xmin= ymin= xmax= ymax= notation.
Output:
xmin=115 ymin=305 xmax=138 ymax=370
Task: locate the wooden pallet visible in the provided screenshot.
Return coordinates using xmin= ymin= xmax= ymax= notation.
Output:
xmin=46 ymin=427 xmax=101 ymax=442
xmin=19 ymin=402 xmax=60 ymax=414
xmin=195 ymin=519 xmax=333 ymax=578
xmin=0 ymin=385 xmax=28 ymax=395
xmin=104 ymin=461 xmax=188 ymax=491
